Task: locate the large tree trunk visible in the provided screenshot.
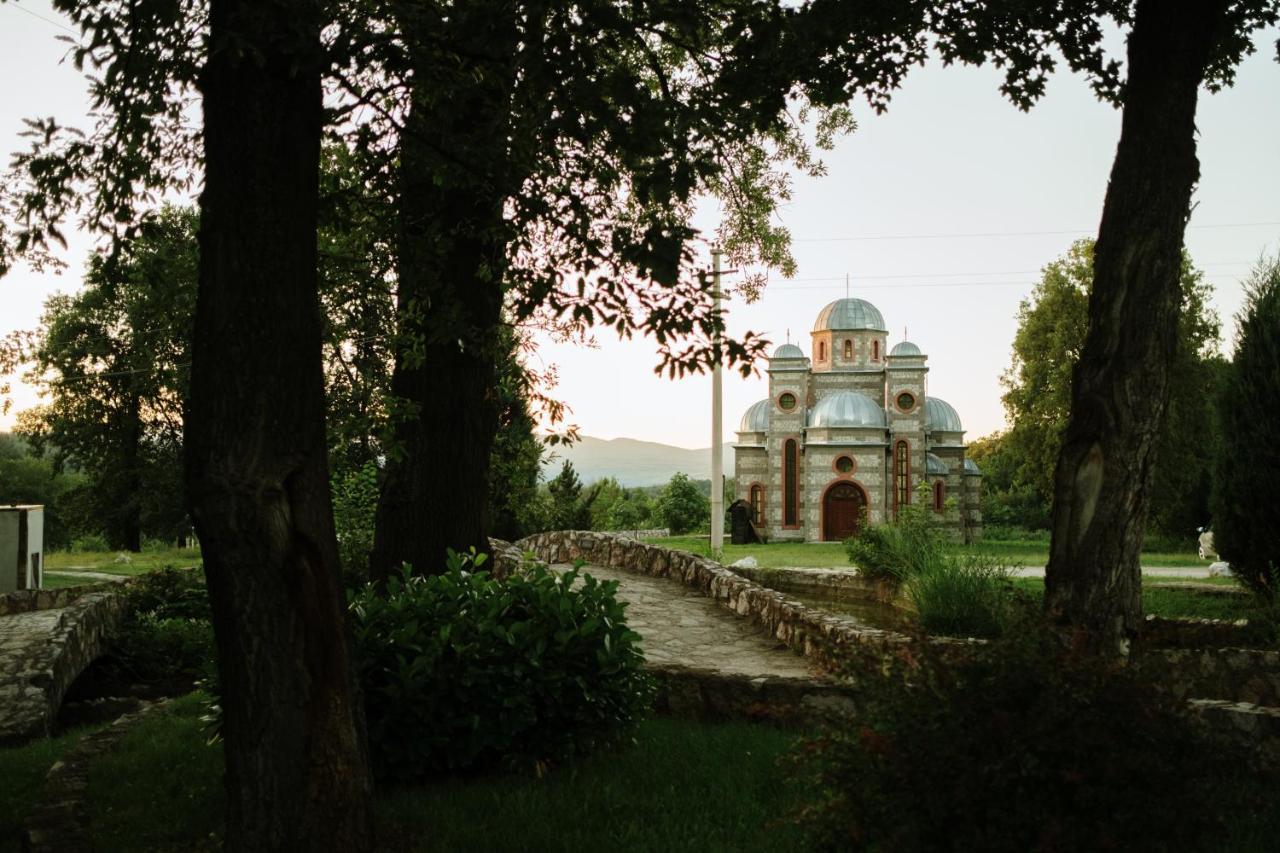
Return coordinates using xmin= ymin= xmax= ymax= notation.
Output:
xmin=186 ymin=1 xmax=375 ymax=849
xmin=1043 ymin=0 xmax=1226 ymax=657
xmin=369 ymin=10 xmax=516 ymax=581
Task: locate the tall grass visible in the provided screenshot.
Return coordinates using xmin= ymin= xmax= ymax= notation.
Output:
xmin=906 ymin=555 xmax=1015 ymax=638
xmin=847 ymin=488 xmax=1016 ymax=637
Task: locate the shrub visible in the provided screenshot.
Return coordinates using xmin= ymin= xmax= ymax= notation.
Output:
xmin=331 ymin=461 xmax=379 ymax=578
xmin=70 ymin=532 xmax=110 ymax=553
xmin=103 ymin=568 xmax=214 ymax=686
xmin=905 ymin=554 xmax=1017 ymax=638
xmin=657 ymin=472 xmax=709 ymax=535
xmin=1212 ymin=255 xmax=1280 ymax=600
xmin=844 ymin=489 xmax=946 ymax=582
xmin=791 ymin=631 xmax=1274 ymax=852
xmin=351 ymin=552 xmax=654 ymax=779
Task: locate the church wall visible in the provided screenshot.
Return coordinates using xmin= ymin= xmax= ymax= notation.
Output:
xmin=801 ymin=439 xmax=887 ymax=540
xmin=964 ymin=473 xmax=984 ymax=542
xmin=811 ymin=330 xmax=888 ymax=371
xmin=810 ymin=371 xmax=883 ymax=404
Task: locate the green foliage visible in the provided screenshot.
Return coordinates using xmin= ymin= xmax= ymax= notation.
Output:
xmin=331 ymin=461 xmax=379 ymax=577
xmin=905 ymin=554 xmax=1017 ymax=639
xmin=102 ymin=568 xmax=214 ymax=686
xmin=998 ymin=240 xmax=1222 ymax=536
xmin=70 ymin=532 xmax=111 ymax=553
xmin=792 ymin=631 xmax=1275 ymax=852
xmin=1212 ymin=255 xmax=1280 ymax=600
xmin=844 ymin=490 xmax=945 ymax=583
xmin=15 ymin=206 xmax=198 ymax=550
xmin=545 ymin=460 xmax=596 ymax=531
xmin=350 ymin=552 xmax=654 ymax=779
xmin=488 ymin=328 xmax=552 ymax=541
xmin=657 ymin=472 xmax=709 ymax=535
xmin=0 ymin=432 xmax=89 ymax=549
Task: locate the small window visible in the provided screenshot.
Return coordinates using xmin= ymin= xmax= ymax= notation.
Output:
xmin=872 ymin=340 xmax=880 ymax=360
xmin=896 ymin=391 xmax=916 ymax=411
xmin=749 ymin=484 xmax=764 ymax=525
xmin=933 ymin=481 xmax=945 ymax=512
xmin=894 ymin=440 xmax=910 ymax=517
xmin=818 ymin=340 xmax=827 ymax=361
xmin=843 ymin=339 xmax=853 ymax=360
xmin=778 ymin=392 xmax=797 ymax=411
xmin=835 ymin=456 xmax=854 ymax=474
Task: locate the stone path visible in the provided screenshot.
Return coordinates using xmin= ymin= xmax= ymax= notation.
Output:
xmin=558 ymin=564 xmax=818 ymax=680
xmin=44 ymin=570 xmax=128 ymax=584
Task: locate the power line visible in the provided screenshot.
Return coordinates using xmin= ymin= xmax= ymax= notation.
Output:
xmin=792 ymin=220 xmax=1280 ymax=243
xmin=5 ymin=1 xmax=80 ymax=36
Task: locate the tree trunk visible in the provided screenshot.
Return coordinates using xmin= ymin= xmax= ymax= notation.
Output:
xmin=369 ymin=11 xmax=517 ymax=581
xmin=186 ymin=1 xmax=375 ymax=849
xmin=120 ymin=387 xmax=143 ymax=552
xmin=1043 ymin=0 xmax=1227 ymax=657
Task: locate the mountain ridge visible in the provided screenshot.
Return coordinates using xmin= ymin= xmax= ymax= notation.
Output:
xmin=539 ymin=435 xmax=735 ymax=487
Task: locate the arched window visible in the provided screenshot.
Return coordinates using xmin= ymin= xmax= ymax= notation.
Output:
xmin=894 ymin=440 xmax=910 ymax=516
xmin=933 ymin=481 xmax=945 ymax=512
xmin=818 ymin=340 xmax=827 ymax=362
xmin=783 ymin=439 xmax=799 ymax=527
xmin=843 ymin=339 xmax=853 ymax=361
xmin=872 ymin=339 xmax=880 ymax=360
xmin=749 ymin=484 xmax=764 ymax=525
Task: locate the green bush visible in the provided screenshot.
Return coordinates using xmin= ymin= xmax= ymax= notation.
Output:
xmin=791 ymin=632 xmax=1275 ymax=852
xmin=351 ymin=552 xmax=654 ymax=779
xmin=331 ymin=461 xmax=379 ymax=578
xmin=1212 ymin=255 xmax=1280 ymax=600
xmin=844 ymin=489 xmax=946 ymax=582
xmin=905 ymin=554 xmax=1017 ymax=638
xmin=104 ymin=568 xmax=214 ymax=685
xmin=70 ymin=532 xmax=111 ymax=553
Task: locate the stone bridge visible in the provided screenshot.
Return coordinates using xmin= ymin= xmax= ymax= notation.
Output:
xmin=0 ymin=588 xmax=127 ymax=743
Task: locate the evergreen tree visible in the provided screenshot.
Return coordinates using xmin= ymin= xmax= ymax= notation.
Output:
xmin=547 ymin=461 xmax=595 ymax=531
xmin=1212 ymin=256 xmax=1280 ymax=599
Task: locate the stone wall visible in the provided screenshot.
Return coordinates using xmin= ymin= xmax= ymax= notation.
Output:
xmin=0 ymin=587 xmax=103 ymax=618
xmin=513 ymin=530 xmax=923 ymax=669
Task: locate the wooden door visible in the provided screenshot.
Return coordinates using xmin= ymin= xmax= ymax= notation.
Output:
xmin=823 ymin=483 xmax=865 ymax=541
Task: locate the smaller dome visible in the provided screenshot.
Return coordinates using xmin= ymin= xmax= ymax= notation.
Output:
xmin=890 ymin=340 xmax=922 ymax=357
xmin=925 ymin=397 xmax=964 ymax=433
xmin=739 ymin=399 xmax=771 ymax=432
xmin=813 ymin=298 xmax=887 ymax=332
xmin=771 ymin=343 xmax=805 ymax=359
xmin=807 ymin=391 xmax=886 ymax=429
xmin=964 ymin=458 xmax=981 ymax=475
xmin=926 ymin=452 xmax=947 ymax=476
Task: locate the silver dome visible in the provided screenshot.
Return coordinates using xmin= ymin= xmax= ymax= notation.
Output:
xmin=925 ymin=397 xmax=964 ymax=433
xmin=813 ymin=298 xmax=887 ymax=332
xmin=807 ymin=391 xmax=886 ymax=429
xmin=890 ymin=340 xmax=922 ymax=357
xmin=964 ymin=458 xmax=981 ymax=475
xmin=739 ymin=398 xmax=771 ymax=432
xmin=771 ymin=343 xmax=805 ymax=359
xmin=926 ymin=452 xmax=947 ymax=475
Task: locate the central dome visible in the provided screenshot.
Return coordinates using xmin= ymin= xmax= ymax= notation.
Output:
xmin=813 ymin=298 xmax=887 ymax=332
xmin=807 ymin=391 xmax=886 ymax=429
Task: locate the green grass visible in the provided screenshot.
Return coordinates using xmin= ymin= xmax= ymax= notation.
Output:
xmin=88 ymin=695 xmax=807 ymax=852
xmin=1011 ymin=577 xmax=1262 ymax=622
xmin=649 ymin=535 xmax=1204 ymax=570
xmin=0 ymin=724 xmax=106 ymax=853
xmin=43 ymin=548 xmax=202 ymax=577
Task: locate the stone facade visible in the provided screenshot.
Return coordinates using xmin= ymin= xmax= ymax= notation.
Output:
xmin=733 ymin=298 xmax=982 ymax=542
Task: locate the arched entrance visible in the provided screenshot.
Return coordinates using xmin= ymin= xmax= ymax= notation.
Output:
xmin=822 ymin=481 xmax=867 ymax=541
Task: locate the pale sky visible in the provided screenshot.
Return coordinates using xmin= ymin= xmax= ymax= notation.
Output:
xmin=3 ymin=1 xmax=1279 ymax=448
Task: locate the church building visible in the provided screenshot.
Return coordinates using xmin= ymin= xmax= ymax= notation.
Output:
xmin=734 ymin=297 xmax=982 ymax=543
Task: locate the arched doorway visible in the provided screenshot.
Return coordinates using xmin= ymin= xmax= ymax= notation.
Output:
xmin=823 ymin=482 xmax=866 ymax=541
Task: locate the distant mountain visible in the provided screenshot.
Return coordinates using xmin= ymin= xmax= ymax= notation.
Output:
xmin=540 ymin=435 xmax=735 ymax=487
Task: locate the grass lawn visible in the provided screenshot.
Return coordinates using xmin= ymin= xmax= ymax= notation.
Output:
xmin=648 ymin=535 xmax=1205 ymax=570
xmin=43 ymin=547 xmax=202 ymax=577
xmin=88 ymin=694 xmax=807 ymax=852
xmin=1011 ymin=577 xmax=1263 ymax=622
xmin=0 ymin=724 xmax=106 ymax=853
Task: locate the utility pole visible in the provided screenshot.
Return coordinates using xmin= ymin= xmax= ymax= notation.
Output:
xmin=710 ymin=246 xmax=725 ymax=553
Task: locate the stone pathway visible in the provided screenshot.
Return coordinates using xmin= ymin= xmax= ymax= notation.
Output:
xmin=44 ymin=570 xmax=128 ymax=584
xmin=558 ymin=564 xmax=818 ymax=680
